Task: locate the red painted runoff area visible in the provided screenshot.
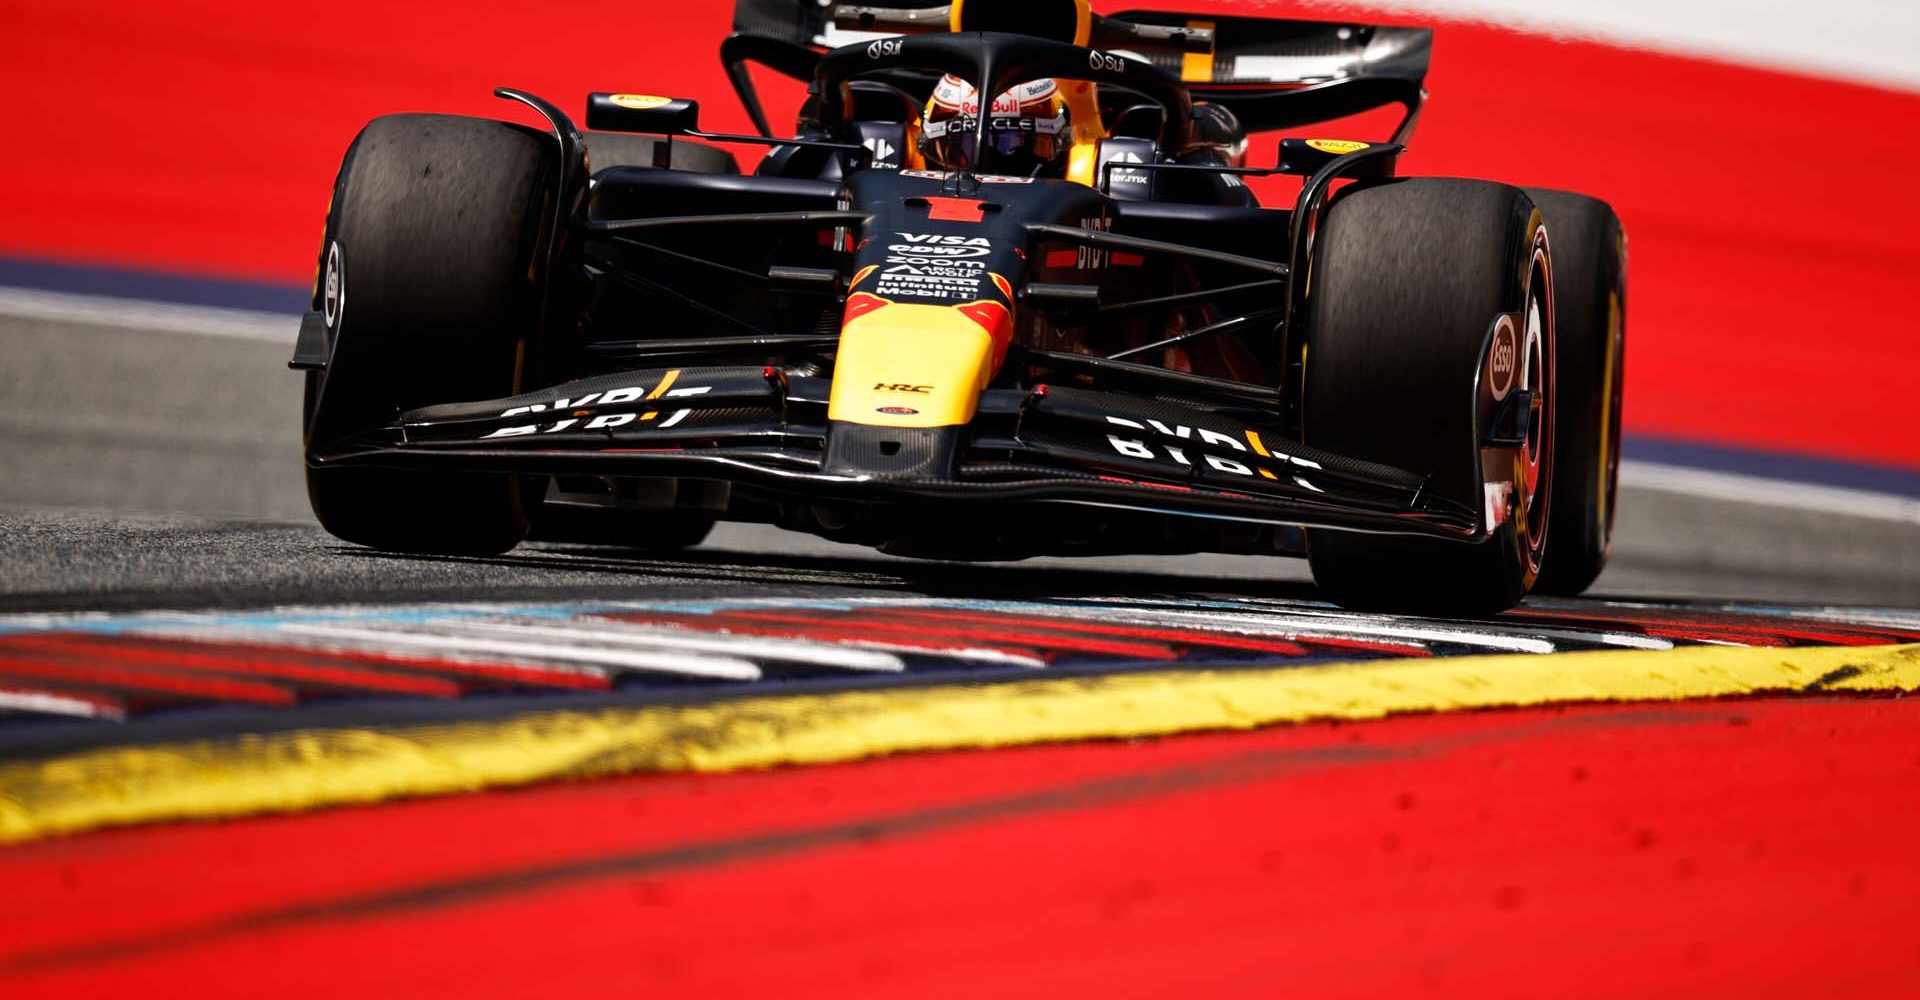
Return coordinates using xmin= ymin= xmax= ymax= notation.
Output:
xmin=2 ymin=695 xmax=1917 ymax=997
xmin=2 ymin=2 xmax=1918 ymax=467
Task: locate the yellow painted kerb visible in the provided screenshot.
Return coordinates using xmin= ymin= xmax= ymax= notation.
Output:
xmin=2 ymin=643 xmax=1916 ymax=844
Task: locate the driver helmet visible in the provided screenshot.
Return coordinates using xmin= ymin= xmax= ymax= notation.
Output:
xmin=922 ymin=75 xmax=1071 ymax=176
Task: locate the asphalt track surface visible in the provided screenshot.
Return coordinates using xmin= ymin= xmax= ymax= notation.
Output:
xmin=4 ymin=315 xmax=1916 ymax=613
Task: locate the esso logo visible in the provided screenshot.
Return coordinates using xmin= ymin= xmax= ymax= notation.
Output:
xmin=1088 ymin=51 xmax=1126 ymax=74
xmin=1487 ymin=316 xmax=1519 ymax=400
xmin=867 ymin=38 xmax=903 ymax=59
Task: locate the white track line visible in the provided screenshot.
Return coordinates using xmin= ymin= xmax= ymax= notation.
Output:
xmin=574 ymin=601 xmax=1049 ymax=666
xmin=0 ymin=689 xmax=124 ymax=721
xmin=1210 ymin=596 xmax=1677 ymax=649
xmin=267 ymin=623 xmax=762 ymax=681
xmin=0 ymin=286 xmax=295 ymax=343
xmin=838 ymin=640 xmax=1046 ymax=668
xmin=1778 ymin=608 xmax=1920 ymax=631
xmin=819 ymin=596 xmax=1439 ymax=653
xmin=151 ymin=625 xmax=616 ymax=681
xmin=1621 ymin=460 xmax=1920 ymax=526
xmin=1049 ymin=598 xmax=1557 ymax=653
xmin=453 ymin=619 xmax=906 ymax=672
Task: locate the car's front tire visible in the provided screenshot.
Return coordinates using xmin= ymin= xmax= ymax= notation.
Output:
xmin=1302 ymin=179 xmax=1555 ymax=615
xmin=302 ymin=114 xmax=553 ymax=556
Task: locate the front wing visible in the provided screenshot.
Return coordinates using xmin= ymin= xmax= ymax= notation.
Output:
xmin=310 ymin=366 xmax=1484 ymax=539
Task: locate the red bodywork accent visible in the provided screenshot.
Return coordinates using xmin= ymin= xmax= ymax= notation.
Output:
xmin=840 ymin=291 xmax=890 ymax=325
xmin=954 ymin=299 xmax=1014 ymax=358
xmin=922 ymin=197 xmax=989 ymax=223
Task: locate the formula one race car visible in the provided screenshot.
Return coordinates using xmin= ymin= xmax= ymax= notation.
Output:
xmin=292 ymin=0 xmax=1626 ymax=614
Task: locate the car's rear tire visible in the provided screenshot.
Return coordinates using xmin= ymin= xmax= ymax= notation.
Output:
xmin=1303 ymin=179 xmax=1554 ymax=615
xmin=1525 ymin=188 xmax=1626 ymax=596
xmin=302 ymin=113 xmax=552 ymax=556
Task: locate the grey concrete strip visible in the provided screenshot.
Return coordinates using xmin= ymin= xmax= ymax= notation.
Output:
xmin=0 ymin=317 xmax=309 ymax=522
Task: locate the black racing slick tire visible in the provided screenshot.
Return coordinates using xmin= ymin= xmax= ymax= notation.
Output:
xmin=1525 ymin=189 xmax=1626 ymax=597
xmin=1303 ymin=179 xmax=1554 ymax=615
xmin=302 ymin=114 xmax=553 ymax=556
xmin=583 ymin=132 xmax=740 ymax=175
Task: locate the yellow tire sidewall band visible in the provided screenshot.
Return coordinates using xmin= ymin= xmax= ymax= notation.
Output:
xmin=3 ymin=643 xmax=1917 ymax=844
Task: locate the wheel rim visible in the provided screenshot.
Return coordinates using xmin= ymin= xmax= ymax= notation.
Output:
xmin=1515 ymin=241 xmax=1554 ymax=576
xmin=1521 ymin=293 xmax=1546 ymax=512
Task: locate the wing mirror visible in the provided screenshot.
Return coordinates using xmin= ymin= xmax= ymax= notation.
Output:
xmin=586 ymin=93 xmax=701 ymax=135
xmin=1276 ymin=138 xmax=1395 ymax=177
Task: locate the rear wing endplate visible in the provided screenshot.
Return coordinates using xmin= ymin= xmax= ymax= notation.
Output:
xmin=1108 ymin=10 xmax=1431 ymax=142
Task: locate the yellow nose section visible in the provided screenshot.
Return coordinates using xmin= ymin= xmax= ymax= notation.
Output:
xmin=828 ymin=299 xmax=1009 ymax=428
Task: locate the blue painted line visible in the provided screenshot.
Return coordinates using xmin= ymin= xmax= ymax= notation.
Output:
xmin=1625 ymin=435 xmax=1920 ymax=499
xmin=0 ymin=254 xmax=309 ymax=314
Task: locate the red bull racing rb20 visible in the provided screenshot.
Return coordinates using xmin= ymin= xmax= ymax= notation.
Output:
xmin=293 ymin=0 xmax=1629 ymax=614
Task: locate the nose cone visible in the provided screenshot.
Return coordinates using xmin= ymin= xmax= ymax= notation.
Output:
xmin=827 ymin=293 xmax=1011 ymax=429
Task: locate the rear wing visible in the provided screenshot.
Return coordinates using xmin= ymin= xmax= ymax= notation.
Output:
xmin=723 ymin=0 xmax=877 ymax=135
xmin=723 ymin=2 xmax=1430 ymax=142
xmin=733 ymin=0 xmax=846 ymax=49
xmin=1107 ymin=11 xmax=1431 ymax=141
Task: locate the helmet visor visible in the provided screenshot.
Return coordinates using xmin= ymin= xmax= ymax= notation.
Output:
xmin=924 ymin=113 xmax=1067 ymax=173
